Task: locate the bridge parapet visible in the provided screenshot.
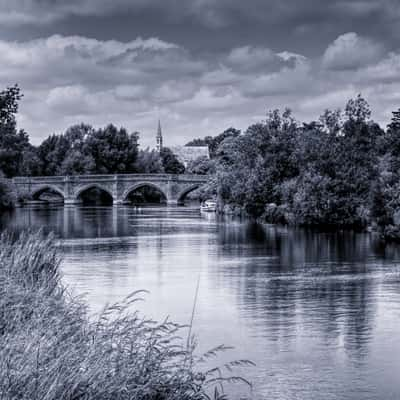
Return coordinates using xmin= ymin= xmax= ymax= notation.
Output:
xmin=14 ymin=173 xmax=208 ymax=181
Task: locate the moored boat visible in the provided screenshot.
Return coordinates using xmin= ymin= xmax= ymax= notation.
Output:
xmin=200 ymin=199 xmax=217 ymax=212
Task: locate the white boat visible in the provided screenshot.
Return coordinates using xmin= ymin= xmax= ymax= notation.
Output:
xmin=200 ymin=199 xmax=217 ymax=212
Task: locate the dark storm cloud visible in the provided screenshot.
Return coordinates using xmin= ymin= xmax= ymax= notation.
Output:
xmin=1 ymin=0 xmax=400 ymax=53
xmin=0 ymin=1 xmax=399 ymax=147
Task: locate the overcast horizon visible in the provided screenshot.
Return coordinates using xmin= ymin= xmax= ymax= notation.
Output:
xmin=2 ymin=0 xmax=400 ymax=147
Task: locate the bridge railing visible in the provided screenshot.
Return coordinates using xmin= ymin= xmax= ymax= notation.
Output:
xmin=12 ymin=173 xmax=209 ymax=183
xmin=12 ymin=176 xmax=65 ymax=183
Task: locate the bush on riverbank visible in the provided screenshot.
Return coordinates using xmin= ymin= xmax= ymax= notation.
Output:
xmin=370 ymin=158 xmax=400 ymax=242
xmin=0 ymin=231 xmax=251 ymax=400
xmin=0 ymin=172 xmax=16 ymax=209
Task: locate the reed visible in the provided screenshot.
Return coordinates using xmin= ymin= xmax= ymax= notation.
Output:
xmin=0 ymin=230 xmax=253 ymax=400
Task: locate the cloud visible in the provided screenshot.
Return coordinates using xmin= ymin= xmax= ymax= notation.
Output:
xmin=355 ymin=52 xmax=400 ymax=84
xmin=241 ymin=60 xmax=312 ymax=98
xmin=114 ymin=84 xmax=147 ymax=100
xmin=225 ymin=46 xmax=291 ymax=73
xmin=0 ymin=2 xmax=398 ymax=148
xmin=322 ymin=32 xmax=385 ymax=70
xmin=1 ymin=0 xmax=399 ymax=35
xmin=45 ymin=85 xmax=92 ymax=115
xmin=179 ymin=87 xmax=246 ymax=112
xmin=0 ymin=30 xmax=396 ymax=148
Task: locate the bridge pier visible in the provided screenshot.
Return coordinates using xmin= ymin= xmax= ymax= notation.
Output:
xmin=64 ymin=198 xmax=83 ymax=206
xmin=166 ymin=199 xmax=179 ymax=206
xmin=114 ymin=199 xmax=130 ymax=206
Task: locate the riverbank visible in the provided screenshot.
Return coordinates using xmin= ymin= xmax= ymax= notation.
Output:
xmin=0 ymin=174 xmax=16 ymax=210
xmin=218 ymin=201 xmax=400 ymax=242
xmin=0 ymin=230 xmax=249 ymax=400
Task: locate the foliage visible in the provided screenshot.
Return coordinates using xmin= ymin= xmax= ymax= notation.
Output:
xmin=4 ymin=83 xmax=400 ymax=238
xmin=186 ymin=156 xmax=215 ymax=175
xmin=186 ymin=128 xmax=241 ymax=158
xmin=0 ymin=85 xmax=30 ymax=177
xmin=0 ymin=172 xmax=16 ymax=209
xmin=290 ymin=170 xmax=350 ymax=227
xmin=215 ymin=109 xmax=299 ymax=217
xmin=212 ymin=97 xmax=386 ymax=228
xmin=20 ymin=144 xmax=43 ymax=176
xmin=60 ymin=149 xmax=96 ymax=175
xmin=370 ymin=110 xmax=400 ymax=241
xmin=135 ymin=148 xmax=164 ymax=173
xmin=38 ymin=134 xmax=70 ymax=176
xmin=262 ymin=203 xmax=289 ymax=225
xmin=194 ymin=177 xmax=218 ymax=203
xmin=0 ymin=231 xmax=253 ymax=399
xmin=85 ymin=124 xmax=139 ymax=174
xmin=160 ymin=147 xmax=185 ymax=174
xmin=36 ymin=124 xmax=140 ymax=176
xmin=383 ymin=108 xmax=400 ymax=166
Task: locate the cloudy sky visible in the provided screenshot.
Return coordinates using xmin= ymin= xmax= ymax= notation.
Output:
xmin=1 ymin=0 xmax=400 ymax=147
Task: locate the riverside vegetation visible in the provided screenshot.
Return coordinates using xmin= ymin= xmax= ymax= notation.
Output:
xmin=2 ymin=84 xmax=400 ymax=240
xmin=188 ymin=99 xmax=400 ymax=242
xmin=0 ymin=230 xmax=253 ymax=400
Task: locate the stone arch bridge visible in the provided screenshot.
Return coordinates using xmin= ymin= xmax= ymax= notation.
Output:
xmin=12 ymin=174 xmax=209 ymax=205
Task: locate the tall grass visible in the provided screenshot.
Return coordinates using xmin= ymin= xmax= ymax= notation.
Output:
xmin=0 ymin=231 xmax=253 ymax=400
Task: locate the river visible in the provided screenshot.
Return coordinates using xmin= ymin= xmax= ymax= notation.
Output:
xmin=1 ymin=204 xmax=400 ymax=399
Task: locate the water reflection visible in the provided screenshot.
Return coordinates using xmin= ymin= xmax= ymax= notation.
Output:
xmin=1 ymin=206 xmax=400 ymax=400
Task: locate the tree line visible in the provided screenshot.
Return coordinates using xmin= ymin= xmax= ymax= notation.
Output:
xmin=0 ymin=86 xmax=188 ymax=179
xmin=185 ymin=96 xmax=400 ymax=241
xmin=0 ymin=85 xmax=190 ymax=207
xmin=2 ymin=85 xmax=400 ymax=240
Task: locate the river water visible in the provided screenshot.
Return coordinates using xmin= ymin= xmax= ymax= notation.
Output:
xmin=1 ymin=205 xmax=400 ymax=399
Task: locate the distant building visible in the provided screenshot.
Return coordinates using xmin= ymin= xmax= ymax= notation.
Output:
xmin=155 ymin=121 xmax=210 ymax=167
xmin=169 ymin=145 xmax=210 ymax=167
xmin=156 ymin=119 xmax=163 ymax=153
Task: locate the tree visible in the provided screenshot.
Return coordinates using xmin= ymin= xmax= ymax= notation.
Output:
xmin=291 ymin=170 xmax=333 ymax=225
xmin=186 ymin=128 xmax=241 ymax=158
xmin=135 ymin=148 xmax=164 ymax=173
xmin=37 ymin=134 xmax=70 ymax=176
xmin=210 ymin=128 xmax=241 ymax=158
xmin=370 ymin=156 xmax=400 ymax=240
xmin=384 ymin=108 xmax=400 ymax=165
xmin=319 ymin=109 xmax=343 ymax=136
xmin=20 ymin=144 xmax=43 ymax=176
xmin=0 ymin=85 xmax=30 ymax=177
xmin=186 ymin=156 xmax=215 ymax=175
xmin=339 ymin=96 xmax=381 ymax=206
xmin=85 ymin=124 xmax=139 ymax=174
xmin=0 ymin=171 xmax=16 ymax=209
xmin=388 ymin=108 xmax=400 ymax=135
xmin=60 ymin=150 xmax=96 ymax=175
xmin=36 ymin=124 xmax=139 ymax=176
xmin=185 ymin=137 xmax=212 ymax=147
xmin=160 ymin=148 xmax=185 ymax=174
xmin=213 ymin=110 xmax=300 ymax=217
xmin=289 ymin=97 xmax=381 ymax=227
xmin=345 ymin=94 xmax=371 ymax=122
xmin=64 ymin=123 xmax=94 ymax=149
xmin=369 ymin=110 xmax=400 ymax=240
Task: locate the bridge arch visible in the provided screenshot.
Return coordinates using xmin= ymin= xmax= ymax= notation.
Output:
xmin=177 ymin=184 xmax=202 ymax=204
xmin=122 ymin=182 xmax=168 ymax=203
xmin=74 ymin=184 xmax=115 ymax=204
xmin=31 ymin=185 xmax=65 ymax=201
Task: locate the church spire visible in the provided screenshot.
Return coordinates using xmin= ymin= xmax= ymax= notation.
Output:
xmin=156 ymin=119 xmax=163 ymax=152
